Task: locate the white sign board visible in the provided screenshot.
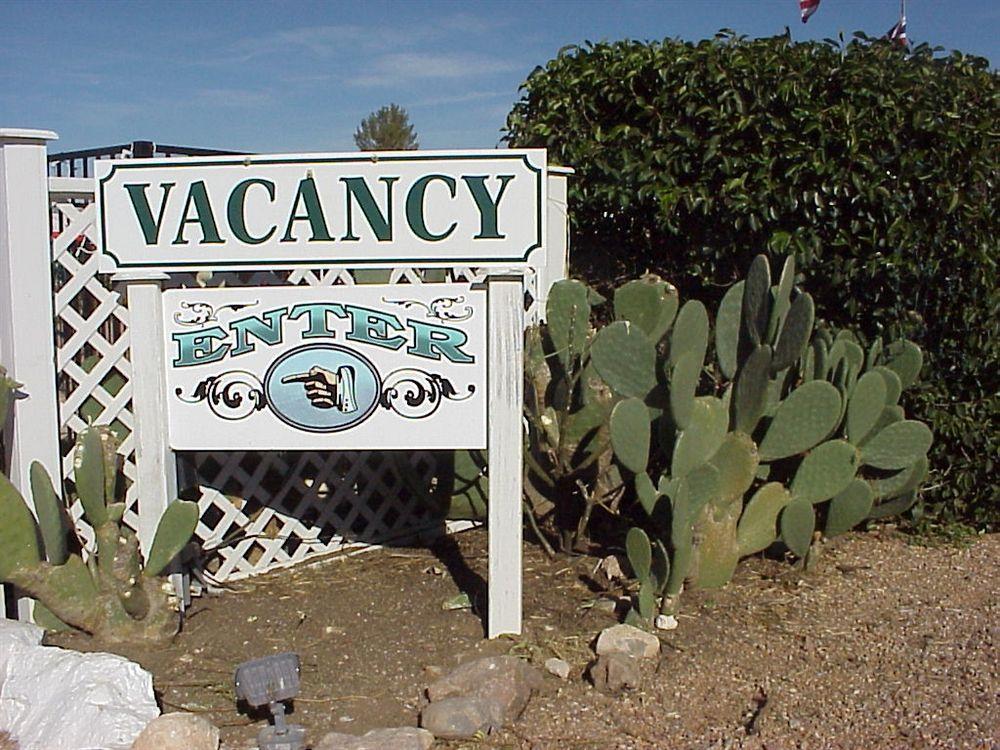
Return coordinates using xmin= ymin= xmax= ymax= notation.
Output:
xmin=95 ymin=150 xmax=546 ymax=272
xmin=163 ymin=284 xmax=487 ymax=450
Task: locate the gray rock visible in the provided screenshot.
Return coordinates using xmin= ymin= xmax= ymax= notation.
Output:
xmin=315 ymin=726 xmax=434 ymax=750
xmin=131 ymin=713 xmax=219 ymax=750
xmin=420 ymin=696 xmax=494 ymax=740
xmin=588 ymin=653 xmax=641 ymax=692
xmin=594 ymin=623 xmax=661 ymax=660
xmin=426 ymin=655 xmax=543 ymax=726
xmin=544 ymin=657 xmax=571 ymax=680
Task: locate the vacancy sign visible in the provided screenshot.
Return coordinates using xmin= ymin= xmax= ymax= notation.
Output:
xmin=94 ymin=150 xmax=546 ymax=271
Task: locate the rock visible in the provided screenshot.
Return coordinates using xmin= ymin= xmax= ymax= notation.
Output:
xmin=426 ymin=655 xmax=542 ymax=727
xmin=655 ymin=614 xmax=679 ymax=631
xmin=0 ymin=730 xmax=20 ymax=750
xmin=0 ymin=625 xmax=159 ymax=750
xmin=544 ymin=657 xmax=571 ymax=680
xmin=315 ymin=726 xmax=434 ymax=750
xmin=130 ymin=713 xmax=219 ymax=750
xmin=594 ymin=623 xmax=661 ymax=660
xmin=420 ymin=696 xmax=494 ymax=740
xmin=588 ymin=653 xmax=641 ymax=692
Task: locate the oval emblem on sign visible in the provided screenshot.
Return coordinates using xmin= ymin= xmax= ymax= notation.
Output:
xmin=263 ymin=344 xmax=381 ymax=433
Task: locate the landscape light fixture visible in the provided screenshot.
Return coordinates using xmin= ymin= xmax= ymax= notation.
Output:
xmin=234 ymin=652 xmax=306 ymax=750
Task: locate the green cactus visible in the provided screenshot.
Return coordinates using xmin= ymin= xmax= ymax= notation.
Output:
xmin=790 ymin=439 xmax=860 ymax=504
xmin=669 ymin=300 xmax=709 ymax=367
xmin=731 ymin=344 xmax=772 ymax=435
xmin=614 ymin=275 xmax=679 ymax=342
xmin=669 ymin=351 xmax=702 ymax=430
xmin=591 ymin=321 xmax=657 ymax=398
xmin=0 ymin=366 xmax=19 ymax=427
xmin=846 ymin=371 xmax=888 ymax=444
xmin=610 ymin=398 xmax=650 ymax=475
xmin=671 ymin=397 xmax=728 ymax=478
xmin=824 ymin=479 xmax=875 ymax=538
xmin=758 ymin=381 xmax=842 ymax=461
xmin=546 ymin=279 xmax=591 ymax=370
xmin=0 ymin=427 xmax=198 ymax=643
xmin=767 ymin=255 xmax=796 ymax=342
xmin=715 ymin=281 xmax=743 ymax=380
xmin=780 ymin=498 xmax=815 ymax=558
xmin=860 ymin=420 xmax=933 ymax=470
xmin=771 ymin=292 xmax=814 ymax=373
xmin=737 ymin=482 xmax=792 ymax=556
xmin=881 ymin=340 xmax=923 ymax=389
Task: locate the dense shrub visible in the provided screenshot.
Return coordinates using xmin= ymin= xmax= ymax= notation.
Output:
xmin=506 ymin=33 xmax=999 ymax=528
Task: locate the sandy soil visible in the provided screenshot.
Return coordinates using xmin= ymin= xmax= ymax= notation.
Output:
xmin=48 ymin=528 xmax=999 ymax=750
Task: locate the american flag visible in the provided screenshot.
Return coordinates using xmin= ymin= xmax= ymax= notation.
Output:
xmin=886 ymin=14 xmax=908 ymax=46
xmin=800 ymin=0 xmax=821 ymax=23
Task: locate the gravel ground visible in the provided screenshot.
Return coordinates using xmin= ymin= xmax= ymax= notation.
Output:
xmin=496 ymin=530 xmax=999 ymax=750
xmin=48 ymin=528 xmax=999 ymax=749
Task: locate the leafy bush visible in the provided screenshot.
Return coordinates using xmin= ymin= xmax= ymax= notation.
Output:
xmin=506 ymin=33 xmax=999 ymax=528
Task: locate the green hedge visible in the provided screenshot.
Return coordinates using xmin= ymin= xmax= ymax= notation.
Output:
xmin=506 ymin=33 xmax=999 ymax=528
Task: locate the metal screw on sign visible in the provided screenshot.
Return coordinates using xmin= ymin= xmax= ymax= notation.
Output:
xmin=234 ymin=652 xmax=306 ymax=750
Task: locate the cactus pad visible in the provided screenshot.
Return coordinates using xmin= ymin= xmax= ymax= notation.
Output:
xmin=143 ymin=500 xmax=198 ymax=577
xmin=732 ymin=344 xmax=772 ymax=435
xmin=882 ymin=340 xmax=923 ymax=389
xmin=737 ymin=482 xmax=792 ymax=556
xmin=0 ymin=473 xmax=41 ymax=579
xmin=669 ymin=350 xmax=702 ymax=430
xmin=709 ymin=432 xmax=759 ymax=504
xmin=772 ymin=292 xmax=815 ymax=373
xmin=824 ymin=479 xmax=875 ymax=538
xmin=74 ymin=427 xmax=109 ymax=527
xmin=871 ymin=456 xmax=929 ymax=500
xmin=860 ymin=420 xmax=933 ymax=470
xmin=780 ymin=498 xmax=815 ymax=558
xmin=591 ymin=321 xmax=657 ymax=398
xmin=847 ymin=371 xmax=888 ymax=444
xmin=610 ymin=398 xmax=651 ymax=474
xmin=758 ymin=380 xmax=842 ymax=460
xmin=30 ymin=461 xmax=69 ymax=565
xmin=790 ymin=439 xmax=860 ymax=504
xmin=614 ymin=275 xmax=679 ymax=342
xmin=626 ymin=527 xmax=652 ymax=582
xmin=872 ymin=366 xmax=903 ymax=406
xmin=546 ymin=279 xmax=591 ymax=369
xmin=715 ymin=281 xmax=743 ymax=379
xmin=635 ymin=472 xmax=659 ymax=515
xmin=669 ymin=300 xmax=709 ymax=368
xmin=741 ymin=254 xmax=772 ymax=346
xmin=671 ymin=397 xmax=728 ymax=477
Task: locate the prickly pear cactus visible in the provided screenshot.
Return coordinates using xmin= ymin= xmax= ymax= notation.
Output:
xmin=0 ymin=426 xmax=198 ymax=643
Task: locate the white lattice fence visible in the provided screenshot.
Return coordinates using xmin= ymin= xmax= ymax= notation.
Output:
xmin=49 ymin=190 xmax=540 ymax=582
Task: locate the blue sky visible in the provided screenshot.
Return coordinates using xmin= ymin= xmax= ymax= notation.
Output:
xmin=2 ymin=0 xmax=996 ymax=155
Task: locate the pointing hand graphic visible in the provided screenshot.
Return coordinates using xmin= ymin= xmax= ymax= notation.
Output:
xmin=281 ymin=366 xmax=340 ymax=409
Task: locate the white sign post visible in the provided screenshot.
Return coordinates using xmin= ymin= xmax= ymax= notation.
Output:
xmin=95 ymin=150 xmax=540 ymax=637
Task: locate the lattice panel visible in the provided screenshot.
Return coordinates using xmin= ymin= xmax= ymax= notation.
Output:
xmin=48 ymin=191 xmax=534 ymax=581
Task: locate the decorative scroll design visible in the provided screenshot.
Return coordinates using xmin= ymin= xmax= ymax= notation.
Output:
xmin=176 ymin=371 xmax=266 ymax=420
xmin=381 ymin=296 xmax=474 ymax=321
xmin=173 ymin=300 xmax=258 ymax=326
xmin=379 ymin=369 xmax=475 ymax=420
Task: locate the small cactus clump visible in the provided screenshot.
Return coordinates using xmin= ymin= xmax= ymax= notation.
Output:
xmin=0 ymin=426 xmax=197 ymax=643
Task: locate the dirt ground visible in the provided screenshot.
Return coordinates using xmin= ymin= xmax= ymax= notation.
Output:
xmin=49 ymin=527 xmax=999 ymax=750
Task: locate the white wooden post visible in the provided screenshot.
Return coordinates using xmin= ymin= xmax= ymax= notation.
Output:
xmin=538 ymin=166 xmax=573 ymax=320
xmin=119 ymin=273 xmax=186 ymax=605
xmin=0 ymin=129 xmax=62 ymax=619
xmin=486 ymin=274 xmax=524 ymax=637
